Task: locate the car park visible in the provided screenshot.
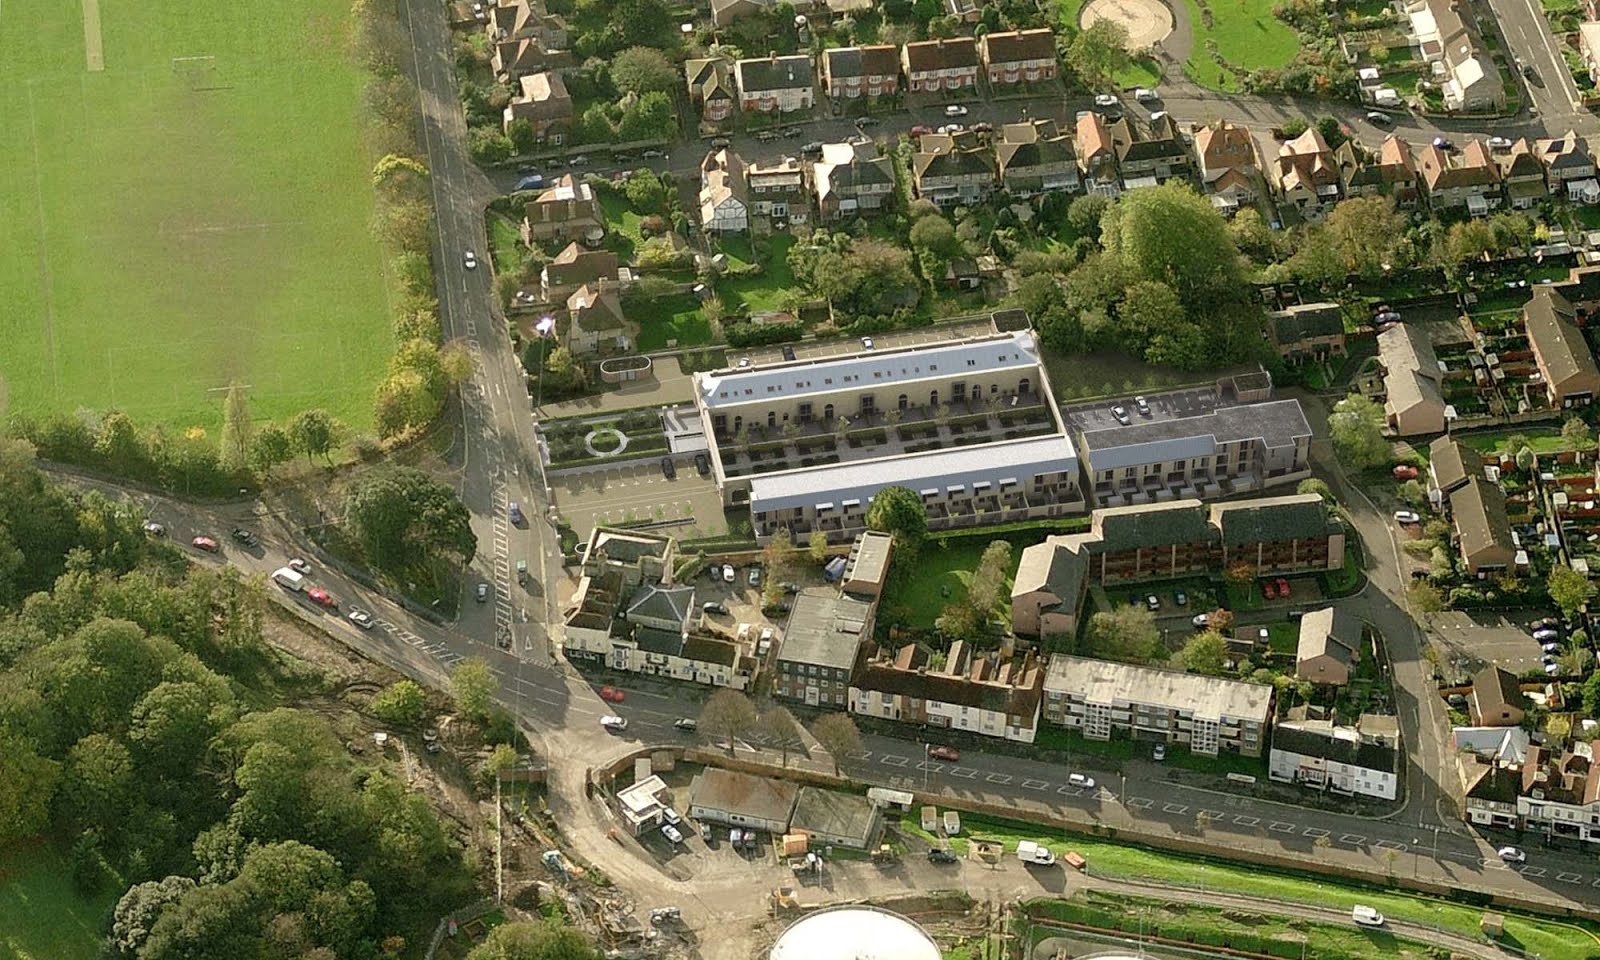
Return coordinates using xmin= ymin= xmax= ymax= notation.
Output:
xmin=142 ymin=520 xmax=165 ymax=536
xmin=722 ymin=564 xmax=736 ymax=582
xmin=288 ymin=557 xmax=311 ymax=574
xmin=463 ymin=250 xmax=477 ymax=270
xmin=192 ymin=536 xmax=219 ymax=552
xmin=1067 ymin=772 xmax=1095 ymax=789
xmin=928 ymin=745 xmax=961 ymax=761
xmin=308 ymin=588 xmax=337 ymax=609
xmin=1393 ymin=510 xmax=1421 ymax=524
xmin=599 ymin=686 xmax=625 ymax=703
xmin=944 ymin=104 xmax=968 ymax=117
xmin=660 ymin=457 xmax=676 ymax=480
xmin=600 ymin=715 xmax=628 ymax=731
xmin=347 ymin=608 xmax=375 ymax=629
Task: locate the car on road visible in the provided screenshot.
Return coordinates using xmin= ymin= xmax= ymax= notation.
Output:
xmin=1134 ymin=395 xmax=1150 ymax=416
xmin=703 ymin=601 xmax=728 ymax=615
xmin=509 ymin=502 xmax=524 ymax=524
xmin=1365 ymin=111 xmax=1392 ymax=126
xmin=142 ymin=520 xmax=166 ymax=536
xmin=231 ymin=527 xmax=257 ymax=546
xmin=928 ymin=745 xmax=961 ymax=761
xmin=347 ymin=608 xmax=375 ymax=630
xmin=721 ymin=564 xmax=736 ymax=583
xmin=1497 ymin=846 xmax=1526 ymax=863
xmin=781 ymin=126 xmax=802 ymax=138
xmin=308 ymin=588 xmax=337 ymax=609
xmin=1093 ymin=93 xmax=1119 ymax=107
xmin=599 ymin=686 xmax=625 ymax=703
xmin=192 ymin=536 xmax=219 ymax=552
xmin=288 ymin=558 xmax=311 ymax=574
xmin=1522 ymin=62 xmax=1541 ymax=84
xmin=1067 ymin=773 xmax=1096 ymax=789
xmin=694 ymin=452 xmax=710 ymax=476
xmin=1145 ymin=594 xmax=1160 ymax=611
xmin=801 ymin=141 xmax=825 ymax=157
xmin=1392 ymin=465 xmax=1419 ymax=480
xmin=943 ymin=104 xmax=968 ymax=117
xmin=1191 ymin=612 xmax=1210 ymax=628
xmin=642 ymin=148 xmax=665 ymax=158
xmin=1153 ymin=743 xmax=1166 ymax=761
xmin=748 ymin=566 xmax=762 ymax=587
xmin=755 ymin=130 xmax=779 ymax=142
xmin=513 ymin=174 xmax=545 ymax=191
xmin=476 ymin=582 xmax=489 ymax=602
xmin=1173 ymin=590 xmax=1188 ymax=607
xmin=1488 ymin=136 xmax=1514 ymax=149
xmin=927 ymin=848 xmax=959 ymax=864
xmin=1393 ymin=510 xmax=1421 ymax=524
xmin=1134 ymin=87 xmax=1159 ymax=102
xmin=660 ymin=457 xmax=676 ymax=480
xmin=569 ymin=154 xmax=590 ymax=165
xmin=661 ymin=823 xmax=684 ymax=844
xmin=674 ymin=718 xmax=698 ymax=731
xmin=854 ymin=116 xmax=880 ymax=127
xmin=1111 ymin=404 xmax=1131 ymax=425
xmin=600 ymin=715 xmax=628 ymax=732
xmin=463 ymin=250 xmax=478 ymax=270
xmin=860 ymin=336 xmax=875 ymax=349
xmin=1351 ymin=905 xmax=1385 ymax=927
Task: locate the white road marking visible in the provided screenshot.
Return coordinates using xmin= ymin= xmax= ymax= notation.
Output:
xmin=1270 ymin=821 xmax=1296 ymax=833
xmin=1021 ymin=778 xmax=1050 ymax=790
xmin=1163 ymin=803 xmax=1187 ymax=814
xmin=985 ymin=773 xmax=1013 ymax=785
xmin=1303 ymin=828 xmax=1330 ymax=838
xmin=1339 ymin=834 xmax=1367 ymax=845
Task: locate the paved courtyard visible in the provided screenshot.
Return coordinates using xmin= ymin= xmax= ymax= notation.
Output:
xmin=552 ymin=461 xmax=728 ymax=541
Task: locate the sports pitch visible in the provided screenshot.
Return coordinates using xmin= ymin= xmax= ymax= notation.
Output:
xmin=0 ymin=0 xmax=394 ymax=432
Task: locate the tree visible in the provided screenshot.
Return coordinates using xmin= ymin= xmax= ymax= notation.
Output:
xmin=219 ymin=383 xmax=252 ymax=472
xmin=249 ymin=423 xmax=293 ymax=475
xmin=1297 ymin=478 xmax=1333 ymax=501
xmin=290 ymin=409 xmax=340 ymax=464
xmin=1204 ymin=608 xmax=1234 ymax=635
xmin=1323 ymin=195 xmax=1407 ymax=278
xmin=804 ymin=237 xmax=917 ymax=318
xmin=0 ymin=728 xmax=60 ymax=846
xmin=1065 ymin=18 xmax=1131 ymax=90
xmin=810 ymin=713 xmax=862 ymax=774
xmin=865 ymin=485 xmax=928 ymax=557
xmin=1100 ymin=182 xmax=1244 ymax=306
xmin=1084 ymin=606 xmax=1163 ymax=663
xmin=344 ymin=467 xmax=477 ymax=578
xmin=935 ymin=602 xmax=978 ymax=639
xmin=610 ymin=46 xmax=677 ymax=96
xmin=909 ymin=213 xmax=963 ymax=277
xmin=622 ymin=169 xmax=669 ymax=213
xmin=485 ymin=743 xmax=519 ymax=780
xmin=808 ymin=529 xmax=829 ymax=563
xmin=1549 ymin=564 xmax=1596 ymax=617
xmin=1397 ymin=478 xmax=1425 ymax=506
xmin=507 ymin=118 xmax=537 ymax=155
xmin=1407 ymin=579 xmax=1445 ymax=614
xmin=608 ymin=0 xmax=672 ymax=48
xmin=758 ymin=706 xmax=804 ymax=767
xmin=1328 ymin=395 xmax=1389 ymax=470
xmin=467 ymin=921 xmax=601 ymax=960
xmin=967 ymin=540 xmax=1013 ymax=621
xmin=1176 ymin=630 xmax=1227 ymax=677
xmin=112 ymin=876 xmax=198 ymax=958
xmin=370 ymin=680 xmax=427 ymax=728
xmin=451 ymin=658 xmax=497 ymax=720
xmin=701 ymin=689 xmax=757 ymax=755
xmin=130 ymin=680 xmax=230 ymax=780
xmin=1117 ymin=280 xmax=1186 ymax=355
xmin=617 ymin=91 xmax=675 ymax=142
xmin=1563 ymin=416 xmax=1593 ymax=453
xmin=1584 ymin=670 xmax=1600 ymax=717
xmin=762 ymin=527 xmax=797 ymax=581
xmin=1066 ymin=193 xmax=1112 ymax=241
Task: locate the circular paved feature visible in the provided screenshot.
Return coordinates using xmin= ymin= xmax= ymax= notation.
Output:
xmin=583 ymin=428 xmax=629 ymax=457
xmin=1080 ymin=0 xmax=1173 ymax=51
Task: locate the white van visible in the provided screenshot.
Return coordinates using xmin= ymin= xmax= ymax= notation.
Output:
xmin=1351 ymin=905 xmax=1384 ymax=927
xmin=271 ymin=567 xmax=305 ymax=591
xmin=1017 ymin=840 xmax=1056 ymax=866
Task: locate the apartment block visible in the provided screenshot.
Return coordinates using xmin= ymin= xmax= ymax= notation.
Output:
xmin=848 ymin=640 xmax=1045 ymax=743
xmin=1041 ymin=655 xmax=1273 ymax=756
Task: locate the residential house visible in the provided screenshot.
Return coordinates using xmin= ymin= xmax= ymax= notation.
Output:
xmin=1110 ymin=115 xmax=1192 ymax=189
xmin=912 ymin=131 xmax=995 ymax=206
xmin=735 ymin=54 xmax=816 ymax=114
xmin=1338 ymin=136 xmax=1420 ymax=206
xmin=978 ymin=29 xmax=1058 ymax=86
xmin=1073 ymin=398 xmax=1314 ymax=504
xmin=1518 ymin=742 xmax=1600 ymax=843
xmin=848 ymin=640 xmax=1046 ymax=742
xmin=541 ymin=243 xmax=620 ymax=304
xmin=811 ymin=138 xmax=896 ymax=220
xmin=487 ymin=0 xmax=567 ymax=53
xmin=1523 ymin=285 xmax=1600 ymax=408
xmin=995 ymin=119 xmax=1079 ymax=198
xmin=788 ymin=788 xmax=882 ymax=849
xmin=902 ymin=37 xmax=980 ymax=93
xmin=746 ymin=156 xmax=809 ymax=224
xmin=1427 ymin=434 xmax=1481 ymax=505
xmin=1275 ymin=128 xmax=1343 ymax=220
xmin=1011 ymin=536 xmax=1088 ymax=638
xmin=821 ymin=45 xmax=900 ymax=100
xmin=840 ymin=530 xmax=894 ymax=598
xmin=1450 ymin=477 xmax=1517 ymax=576
xmin=1042 ymin=655 xmax=1274 ymax=757
xmin=519 ymin=174 xmax=603 ymax=246
xmin=1269 ymin=716 xmax=1400 ymax=801
xmin=1536 ymin=131 xmax=1599 ymax=198
xmin=1583 ymin=22 xmax=1600 ymax=87
xmin=1469 ymin=665 xmax=1525 ymax=726
xmin=1294 ymin=606 xmax=1359 ymax=686
xmin=1076 ymin=111 xmax=1121 ymax=197
xmin=710 ymin=0 xmax=775 ymax=26
xmin=1463 ymin=759 xmax=1522 ymax=830
xmin=502 ymin=71 xmax=573 ymax=142
xmin=1419 ymin=139 xmax=1502 ymax=213
xmin=1193 ymin=119 xmax=1260 ymax=215
xmin=687 ymin=768 xmax=798 ymax=833
xmin=1375 ymin=323 xmax=1446 ymax=436
xmin=700 ymin=149 xmax=750 ymax=234
xmin=1405 ymin=0 xmax=1503 ymax=112
xmin=1267 ymin=302 xmax=1346 ymax=362
xmin=773 ymin=587 xmax=874 ymax=707
xmin=1501 ymin=143 xmax=1550 ymax=209
xmin=565 ymin=283 xmax=630 ymax=357
xmin=491 ymin=36 xmax=572 ymax=83
xmin=685 ymin=56 xmax=737 ymax=123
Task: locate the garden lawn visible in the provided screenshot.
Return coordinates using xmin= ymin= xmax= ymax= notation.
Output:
xmin=1043 ymin=350 xmax=1220 ymax=404
xmin=0 ymin=0 xmax=392 ymax=431
xmin=716 ymin=235 xmax=798 ymax=314
xmin=632 ymin=293 xmax=712 ymax=351
xmin=898 ymin=813 xmax=1600 ymax=960
xmin=0 ymin=845 xmax=119 ymax=960
xmin=488 ymin=212 xmax=529 ymax=277
xmin=881 ymin=539 xmax=1020 ymax=629
xmin=1180 ymin=0 xmax=1301 ymax=91
xmin=597 ymin=188 xmax=647 ymax=261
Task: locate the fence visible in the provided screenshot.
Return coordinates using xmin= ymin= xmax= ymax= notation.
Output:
xmin=423 ymin=897 xmax=498 ymax=960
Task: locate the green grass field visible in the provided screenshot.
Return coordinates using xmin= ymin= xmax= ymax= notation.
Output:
xmin=0 ymin=0 xmax=392 ymax=432
xmin=0 ymin=845 xmax=116 ymax=960
xmin=1181 ymin=0 xmax=1301 ymax=90
xmin=882 ymin=539 xmax=1020 ymax=629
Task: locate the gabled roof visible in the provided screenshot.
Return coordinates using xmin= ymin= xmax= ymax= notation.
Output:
xmin=980 ymin=28 xmax=1056 ymax=63
xmin=1111 ymin=116 xmax=1188 ymax=164
xmin=736 ymin=54 xmax=815 ymax=92
xmin=700 ymin=148 xmax=749 ymax=216
xmin=1273 ymin=719 xmax=1397 ymax=773
xmin=1094 ymin=500 xmax=1214 ymax=552
xmin=1295 ymin=607 xmax=1358 ymax=669
xmin=1428 ymin=435 xmax=1478 ymax=492
xmin=1420 ymin=141 xmax=1501 ymax=190
xmin=1524 ymin=285 xmax=1600 ymax=390
xmin=1211 ymin=493 xmax=1341 ymax=545
xmin=545 ymin=242 xmax=619 ymax=286
xmin=903 ymin=37 xmax=979 ymax=73
xmin=822 ymin=44 xmax=900 ymax=79
xmin=1012 ymin=539 xmax=1087 ymax=609
xmin=1269 ymin=302 xmax=1344 ymax=344
xmin=569 ymin=283 xmax=625 ymax=332
xmin=686 ymin=56 xmax=736 ymax=101
xmin=1076 ymin=110 xmax=1112 ymax=160
xmin=851 ymin=641 xmax=1045 ymax=719
xmin=1194 ymin=119 xmax=1256 ymax=173
xmin=1377 ymin=323 xmax=1444 ymax=420
xmin=1450 ymin=476 xmax=1515 ymax=561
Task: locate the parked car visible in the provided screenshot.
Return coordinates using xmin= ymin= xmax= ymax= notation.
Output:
xmin=1173 ymin=590 xmax=1188 ymax=607
xmin=308 ymin=588 xmax=337 ymax=609
xmin=142 ymin=520 xmax=165 ymax=536
xmin=347 ymin=608 xmax=375 ymax=629
xmin=801 ymin=141 xmax=824 ymax=157
xmin=509 ymin=502 xmax=524 ymax=524
xmin=1153 ymin=743 xmax=1166 ymax=761
xmin=1431 ymin=136 xmax=1453 ymax=151
xmin=642 ymin=148 xmax=665 ymax=158
xmin=860 ymin=336 xmax=875 ymax=349
xmin=1111 ymin=405 xmax=1131 ymax=425
xmin=673 ymin=718 xmax=698 ymax=731
xmin=1134 ymin=87 xmax=1159 ymax=102
xmin=1134 ymin=395 xmax=1151 ymax=416
xmin=1488 ymin=136 xmax=1514 ymax=149
xmin=1533 ymin=626 xmax=1561 ymax=641
xmin=1365 ymin=111 xmax=1392 ymax=126
xmin=1392 ymin=465 xmax=1419 ymax=480
xmin=928 ymin=745 xmax=961 ymax=762
xmin=513 ymin=174 xmax=545 ymax=191
xmin=748 ymin=566 xmax=762 ymax=587
xmin=600 ymin=715 xmax=628 ymax=731
xmin=854 ymin=116 xmax=880 ymax=127
xmin=1191 ymin=612 xmax=1210 ymax=628
xmin=1276 ymin=578 xmax=1291 ymax=598
xmin=721 ymin=564 xmax=736 ymax=583
xmin=477 ymin=582 xmax=489 ymax=602
xmin=1093 ymin=93 xmax=1119 ymax=107
xmin=660 ymin=457 xmax=676 ymax=480
xmin=703 ymin=601 xmax=728 ymax=615
xmin=910 ymin=124 xmax=932 ymax=137
xmin=191 ymin=536 xmax=219 ymax=552
xmin=927 ymin=848 xmax=958 ymax=864
xmin=1067 ymin=773 xmax=1096 ymax=789
xmin=662 ymin=807 xmax=682 ymax=825
xmin=943 ymin=104 xmax=968 ymax=117
xmin=694 ymin=453 xmax=710 ymax=476
xmin=1393 ymin=510 xmax=1421 ymax=524
xmin=288 ymin=557 xmax=311 ymax=574
xmin=1145 ymin=595 xmax=1160 ymax=611
xmin=599 ymin=686 xmax=625 ymax=703
xmin=781 ymin=126 xmax=802 ymax=138
xmin=1498 ymin=846 xmax=1526 ymax=863
xmin=231 ymin=527 xmax=257 ymax=546
xmin=1263 ymin=580 xmax=1278 ymax=600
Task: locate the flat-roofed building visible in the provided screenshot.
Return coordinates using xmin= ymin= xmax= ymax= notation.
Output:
xmin=788 ymin=787 xmax=882 ymax=848
xmin=687 ymin=768 xmax=798 ymax=833
xmin=773 ymin=588 xmax=875 ymax=706
xmin=840 ymin=530 xmax=894 ymax=597
xmin=1042 ymin=655 xmax=1273 ymax=756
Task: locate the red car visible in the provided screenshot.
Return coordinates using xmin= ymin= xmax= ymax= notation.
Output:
xmin=1276 ymin=577 xmax=1291 ymax=598
xmin=1392 ymin=465 xmax=1419 ymax=480
xmin=1262 ymin=580 xmax=1277 ymax=600
xmin=599 ymin=686 xmax=626 ymax=703
xmin=927 ymin=745 xmax=961 ymax=762
xmin=191 ymin=536 xmax=219 ymax=552
xmin=307 ymin=588 xmax=337 ymax=609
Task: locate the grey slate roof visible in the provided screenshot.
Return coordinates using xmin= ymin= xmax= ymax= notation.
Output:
xmin=1095 ymin=501 xmax=1213 ymax=552
xmin=1273 ymin=720 xmax=1398 ymax=773
xmin=1076 ymin=399 xmax=1311 ymax=472
xmin=1269 ymin=302 xmax=1344 ymax=344
xmin=1212 ymin=494 xmax=1340 ymax=544
xmin=736 ymin=54 xmax=814 ymax=92
xmin=777 ymin=589 xmax=874 ymax=670
xmin=627 ymin=584 xmax=694 ymax=625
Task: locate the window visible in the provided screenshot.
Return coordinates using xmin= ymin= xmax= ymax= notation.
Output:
xmin=898 ymin=394 xmax=908 ymax=410
xmin=824 ymin=403 xmax=834 ymax=419
xmin=768 ymin=412 xmax=776 ymax=427
xmin=930 ymin=389 xmax=939 ymax=406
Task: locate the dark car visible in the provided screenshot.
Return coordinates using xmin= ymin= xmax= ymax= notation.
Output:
xmin=694 ymin=452 xmax=710 ymax=476
xmin=781 ymin=126 xmax=802 ymax=138
xmin=230 ymin=528 xmax=257 ymax=546
xmin=1523 ymin=62 xmax=1541 ymax=85
xmin=710 ymin=136 xmax=731 ymax=148
xmin=853 ymin=116 xmax=880 ymax=127
xmin=801 ymin=141 xmax=824 ymax=157
xmin=660 ymin=456 xmax=677 ymax=480
xmin=781 ymin=346 xmax=797 ymax=361
xmin=927 ymin=849 xmax=958 ymax=864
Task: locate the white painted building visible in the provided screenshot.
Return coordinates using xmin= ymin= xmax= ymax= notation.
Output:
xmin=1268 ymin=717 xmax=1400 ymax=801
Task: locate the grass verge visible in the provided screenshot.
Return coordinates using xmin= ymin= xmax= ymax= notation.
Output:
xmin=0 ymin=844 xmax=117 ymax=960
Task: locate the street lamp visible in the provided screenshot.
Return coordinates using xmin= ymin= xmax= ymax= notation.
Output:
xmin=923 ymin=742 xmax=931 ymax=793
xmin=533 ymin=315 xmax=555 ymax=413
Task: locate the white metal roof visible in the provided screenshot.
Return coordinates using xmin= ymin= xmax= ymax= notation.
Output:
xmin=770 ymin=907 xmax=940 ymax=960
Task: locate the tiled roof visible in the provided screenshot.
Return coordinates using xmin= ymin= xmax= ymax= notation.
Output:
xmin=980 ymin=28 xmax=1056 ymax=64
xmin=1523 ymin=285 xmax=1600 ymax=390
xmin=736 ymin=54 xmax=815 ymax=91
xmin=1211 ymin=493 xmax=1340 ymax=545
xmin=1450 ymin=476 xmax=1515 ymax=562
xmin=1269 ymin=302 xmax=1344 ymax=344
xmin=1094 ymin=500 xmax=1213 ymax=552
xmin=1273 ymin=719 xmax=1398 ymax=773
xmin=903 ymin=37 xmax=979 ymax=73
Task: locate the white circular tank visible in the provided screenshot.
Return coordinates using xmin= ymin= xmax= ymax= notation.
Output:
xmin=770 ymin=906 xmax=941 ymax=960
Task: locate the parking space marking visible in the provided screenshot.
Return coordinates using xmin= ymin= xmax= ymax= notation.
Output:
xmin=1520 ymin=866 xmax=1548 ymax=878
xmin=1303 ymin=828 xmax=1330 ymax=839
xmin=949 ymin=766 xmax=979 ymax=779
xmin=1128 ymin=797 xmax=1154 ymax=810
xmin=1374 ymin=839 xmax=1405 ymax=850
xmin=880 ymin=755 xmax=909 ymax=767
xmin=1058 ymin=785 xmax=1084 ymax=797
xmin=1233 ymin=816 xmax=1260 ymax=827
xmin=847 ymin=751 xmax=872 ymax=761
xmin=1022 ymin=778 xmax=1050 ymax=791
xmin=1481 ymin=858 xmax=1511 ymax=870
xmin=1558 ymin=872 xmax=1584 ymax=883
xmin=1270 ymin=821 xmax=1296 ymax=833
xmin=985 ymin=773 xmax=1014 ymax=785
xmin=1163 ymin=803 xmax=1188 ymax=814
xmin=916 ymin=761 xmax=942 ymax=773
xmin=1339 ymin=834 xmax=1368 ymax=845
xmin=1198 ymin=810 xmax=1225 ymax=820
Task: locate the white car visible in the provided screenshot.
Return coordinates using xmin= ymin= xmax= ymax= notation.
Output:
xmin=1498 ymin=846 xmax=1526 ymax=863
xmin=142 ymin=520 xmax=165 ymax=536
xmin=1351 ymin=905 xmax=1385 ymax=927
xmin=661 ymin=823 xmax=684 ymax=844
xmin=1488 ymin=136 xmax=1513 ymax=149
xmin=1093 ymin=93 xmax=1119 ymax=107
xmin=1067 ymin=773 xmax=1095 ymax=789
xmin=1153 ymin=743 xmax=1166 ymax=761
xmin=1145 ymin=595 xmax=1160 ymax=611
xmin=1393 ymin=510 xmax=1421 ymax=524
xmin=288 ymin=557 xmax=311 ymax=574
xmin=860 ymin=336 xmax=875 ymax=349
xmin=721 ymin=563 xmax=736 ymax=583
xmin=1134 ymin=87 xmax=1159 ymax=102
xmin=347 ymin=608 xmax=375 ymax=630
xmin=663 ymin=807 xmax=682 ymax=825
xmin=600 ymin=715 xmax=628 ymax=731
xmin=943 ymin=104 xmax=968 ymax=117
xmin=1191 ymin=612 xmax=1210 ymax=628
xmin=1111 ymin=405 xmax=1131 ymax=425
xmin=463 ymin=250 xmax=478 ymax=270
xmin=1134 ymin=395 xmax=1150 ymax=416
